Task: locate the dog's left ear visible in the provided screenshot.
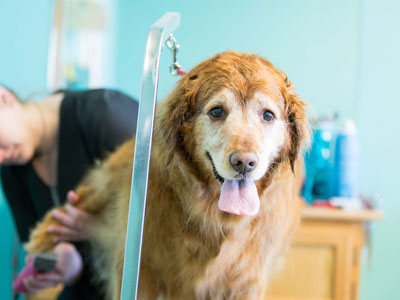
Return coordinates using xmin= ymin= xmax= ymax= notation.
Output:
xmin=280 ymin=73 xmax=310 ymax=173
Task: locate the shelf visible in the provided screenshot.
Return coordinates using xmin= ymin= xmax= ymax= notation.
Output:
xmin=301 ymin=206 xmax=383 ymax=222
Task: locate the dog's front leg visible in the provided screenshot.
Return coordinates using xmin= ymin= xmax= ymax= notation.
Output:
xmin=110 ymin=247 xmax=124 ymax=300
xmin=110 ymin=255 xmax=160 ymax=300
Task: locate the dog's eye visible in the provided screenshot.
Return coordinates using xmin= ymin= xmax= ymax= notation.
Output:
xmin=208 ymin=107 xmax=225 ymax=120
xmin=263 ymin=110 xmax=275 ymax=122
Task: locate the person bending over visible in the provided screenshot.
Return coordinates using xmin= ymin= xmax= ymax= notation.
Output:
xmin=0 ymin=86 xmax=138 ymax=299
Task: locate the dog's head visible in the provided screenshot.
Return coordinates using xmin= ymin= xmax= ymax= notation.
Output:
xmin=158 ymin=51 xmax=309 ymax=216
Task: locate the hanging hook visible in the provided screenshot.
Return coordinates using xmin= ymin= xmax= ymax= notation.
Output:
xmin=166 ymin=35 xmax=186 ymax=76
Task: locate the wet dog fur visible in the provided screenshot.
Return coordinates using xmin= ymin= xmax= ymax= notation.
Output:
xmin=26 ymin=51 xmax=310 ymax=299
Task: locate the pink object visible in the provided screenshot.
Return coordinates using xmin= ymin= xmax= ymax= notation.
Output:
xmin=177 ymin=69 xmax=187 ymax=75
xmin=13 ymin=257 xmax=38 ymax=294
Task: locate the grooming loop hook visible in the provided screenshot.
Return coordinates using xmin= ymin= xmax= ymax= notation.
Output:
xmin=166 ymin=34 xmax=185 ymax=76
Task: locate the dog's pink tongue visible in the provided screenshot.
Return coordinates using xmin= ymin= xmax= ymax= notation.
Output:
xmin=218 ymin=179 xmax=260 ymax=216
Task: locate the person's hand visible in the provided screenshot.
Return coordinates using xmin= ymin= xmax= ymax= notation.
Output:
xmin=47 ymin=190 xmax=93 ymax=242
xmin=23 ymin=242 xmax=83 ymax=294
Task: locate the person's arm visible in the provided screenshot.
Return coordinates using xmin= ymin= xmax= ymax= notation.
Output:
xmin=1 ymin=168 xmax=85 ymax=294
xmin=46 ymin=191 xmax=93 ymax=242
xmin=1 ymin=166 xmax=37 ymax=243
xmin=22 ymin=242 xmax=83 ymax=294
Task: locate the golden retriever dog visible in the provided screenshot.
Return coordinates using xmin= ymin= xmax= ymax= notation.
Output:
xmin=26 ymin=51 xmax=309 ymax=299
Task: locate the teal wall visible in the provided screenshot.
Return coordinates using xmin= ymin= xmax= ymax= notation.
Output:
xmin=114 ymin=0 xmax=363 ymax=120
xmin=0 ymin=189 xmax=18 ymax=298
xmin=357 ymin=0 xmax=400 ymax=298
xmin=0 ymin=1 xmax=53 ymax=298
xmin=1 ymin=0 xmax=399 ymax=299
xmin=0 ymin=1 xmax=53 ymax=96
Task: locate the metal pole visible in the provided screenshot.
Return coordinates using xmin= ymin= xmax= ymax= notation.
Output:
xmin=120 ymin=12 xmax=181 ymax=300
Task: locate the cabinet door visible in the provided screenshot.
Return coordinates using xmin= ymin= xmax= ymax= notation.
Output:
xmin=265 ymin=220 xmax=363 ymax=300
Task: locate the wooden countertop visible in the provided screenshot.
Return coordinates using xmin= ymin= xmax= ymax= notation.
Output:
xmin=301 ymin=206 xmax=384 ymax=222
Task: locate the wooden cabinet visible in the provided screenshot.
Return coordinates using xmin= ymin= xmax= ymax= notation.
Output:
xmin=265 ymin=207 xmax=382 ymax=300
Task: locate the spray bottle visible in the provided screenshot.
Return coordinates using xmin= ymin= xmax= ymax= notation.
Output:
xmin=331 ymin=119 xmax=360 ymax=200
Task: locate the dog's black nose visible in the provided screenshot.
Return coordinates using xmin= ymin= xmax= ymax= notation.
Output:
xmin=229 ymin=152 xmax=258 ymax=174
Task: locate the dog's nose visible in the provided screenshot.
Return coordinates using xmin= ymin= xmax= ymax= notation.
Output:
xmin=229 ymin=152 xmax=258 ymax=174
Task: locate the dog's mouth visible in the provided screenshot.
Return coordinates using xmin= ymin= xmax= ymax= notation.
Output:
xmin=206 ymin=152 xmax=260 ymax=216
xmin=207 ymin=152 xmax=225 ymax=184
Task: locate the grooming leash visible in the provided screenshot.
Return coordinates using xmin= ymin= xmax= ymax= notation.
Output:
xmin=166 ymin=35 xmax=187 ymax=76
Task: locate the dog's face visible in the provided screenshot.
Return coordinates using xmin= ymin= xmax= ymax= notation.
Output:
xmin=159 ymin=52 xmax=308 ymax=216
xmin=196 ymin=89 xmax=286 ymax=182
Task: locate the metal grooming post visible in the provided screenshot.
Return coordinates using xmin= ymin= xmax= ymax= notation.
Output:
xmin=120 ymin=12 xmax=181 ymax=300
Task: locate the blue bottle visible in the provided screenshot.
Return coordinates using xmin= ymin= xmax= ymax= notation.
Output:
xmin=302 ymin=118 xmax=335 ymax=203
xmin=332 ymin=119 xmax=360 ymax=199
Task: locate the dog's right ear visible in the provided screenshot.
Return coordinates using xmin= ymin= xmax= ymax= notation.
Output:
xmin=156 ymin=72 xmax=199 ymax=164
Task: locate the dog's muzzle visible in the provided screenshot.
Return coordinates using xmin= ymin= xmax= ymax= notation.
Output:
xmin=206 ymin=152 xmax=224 ymax=184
